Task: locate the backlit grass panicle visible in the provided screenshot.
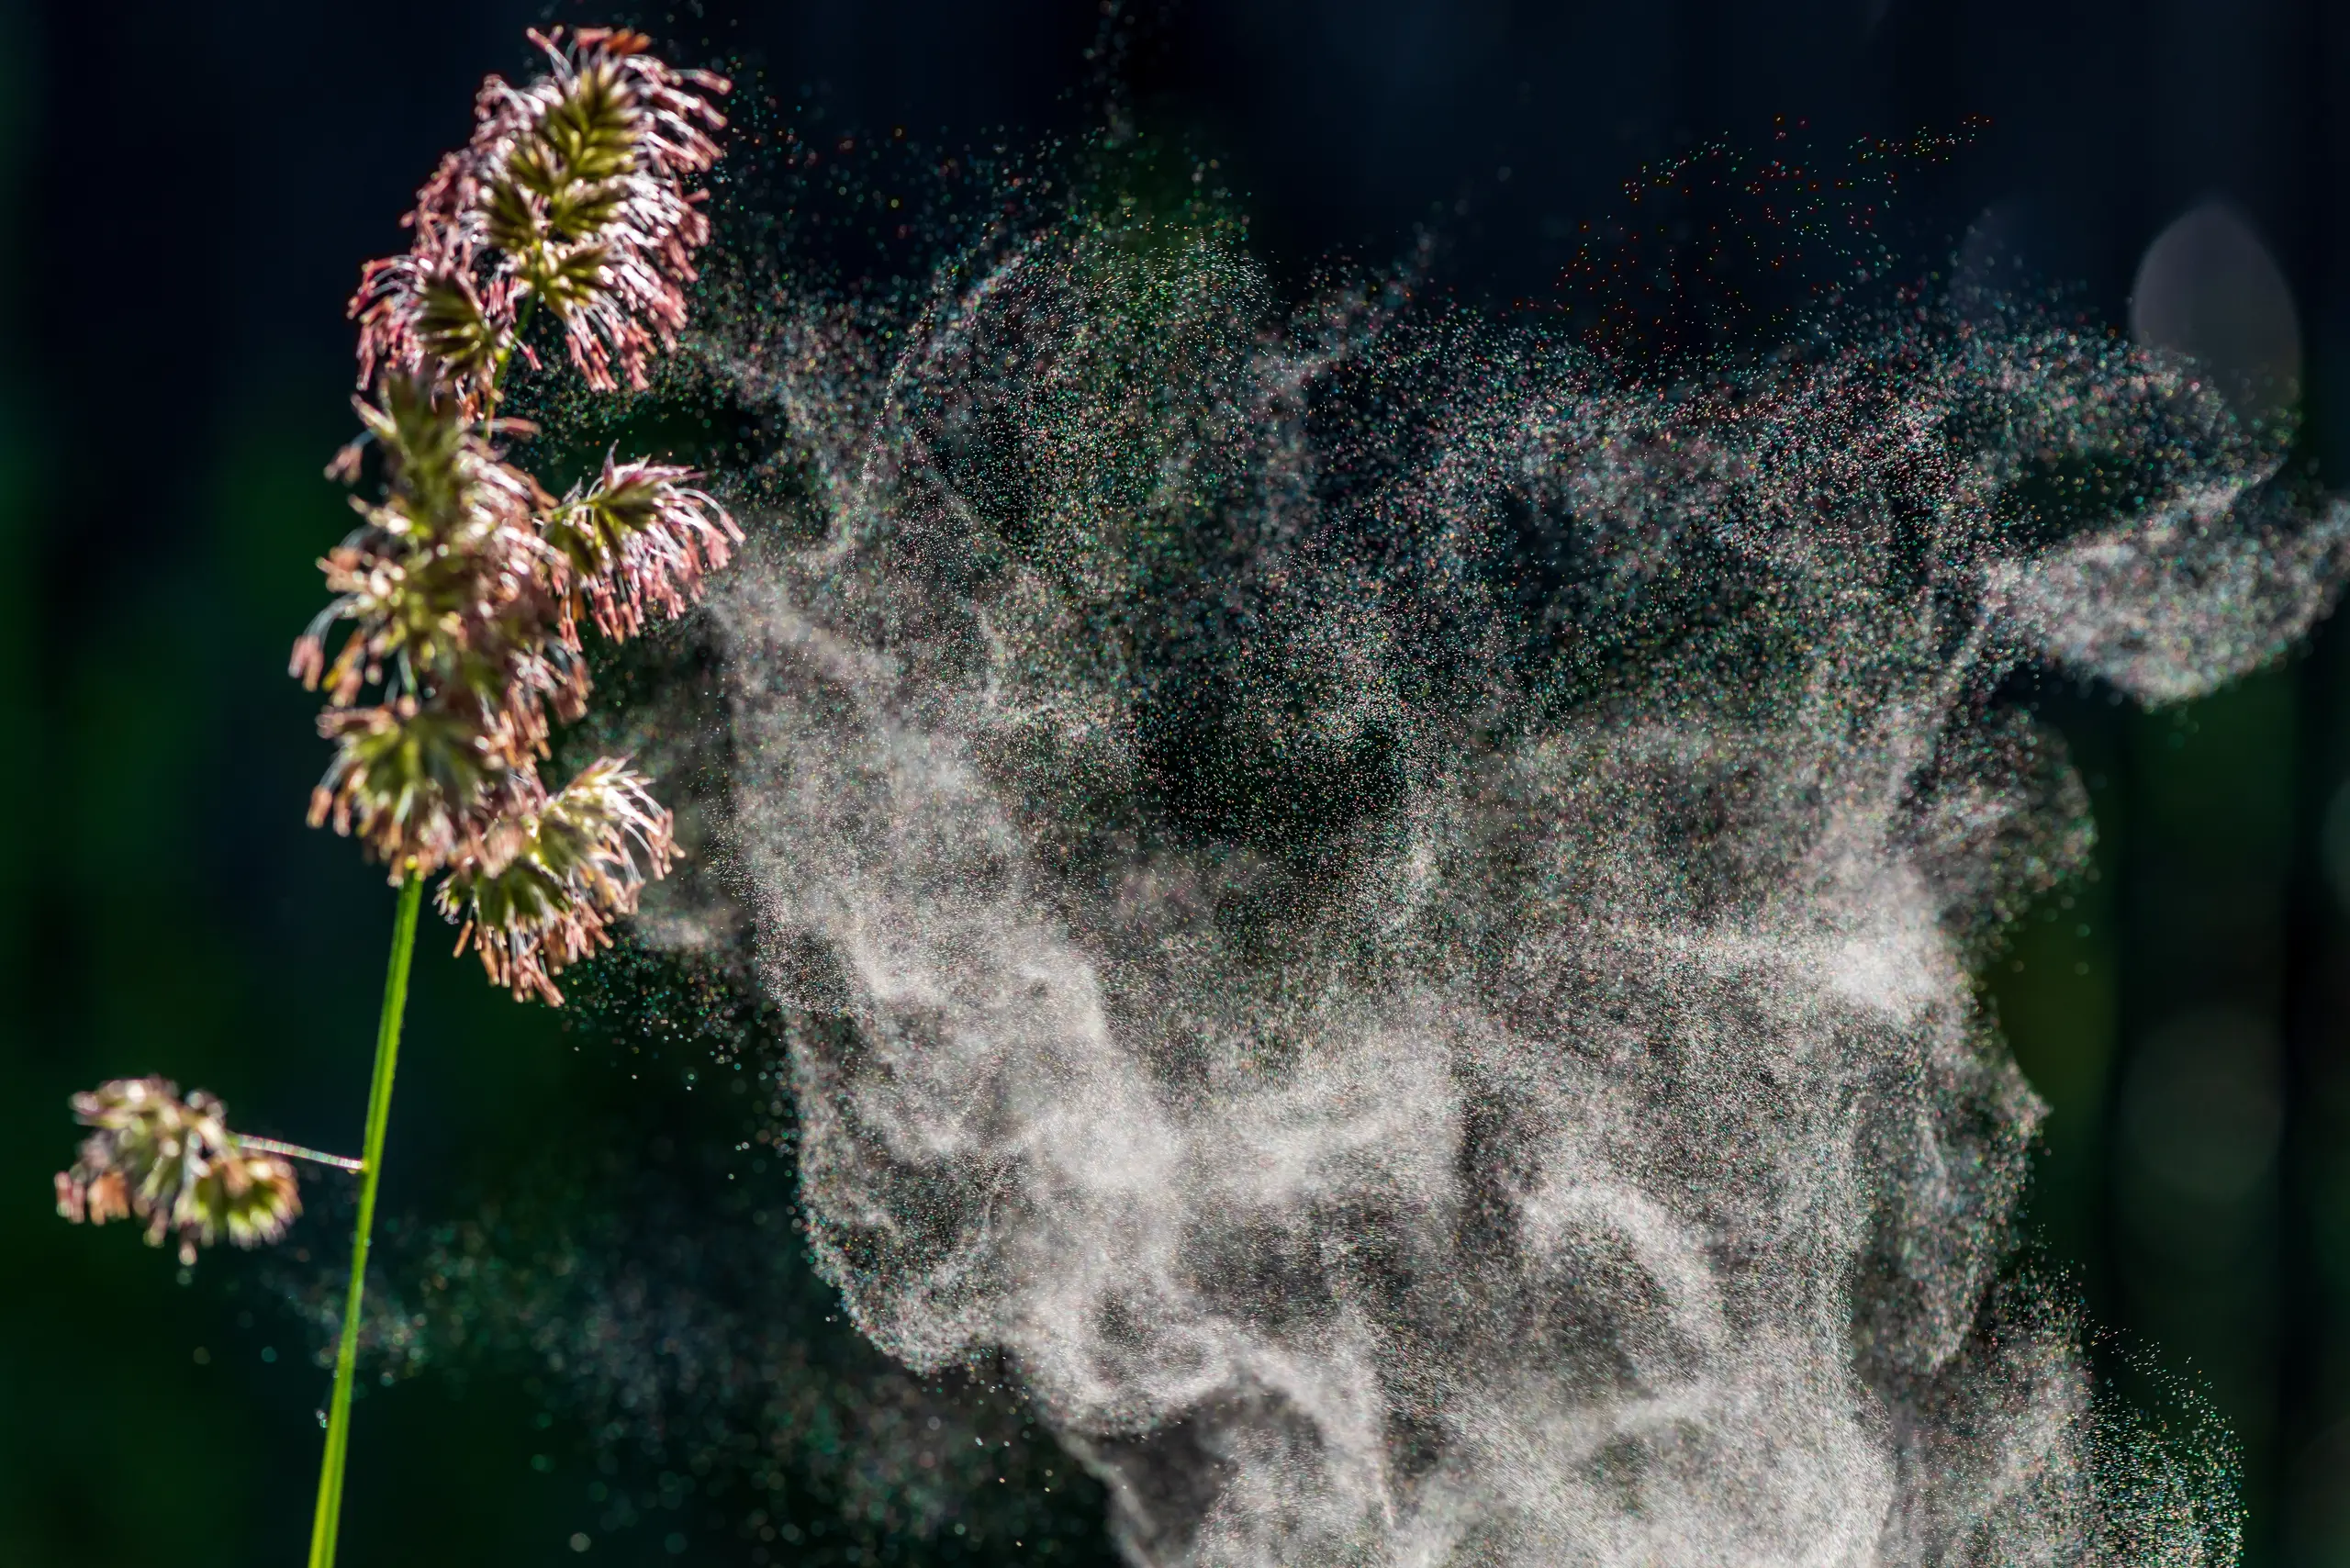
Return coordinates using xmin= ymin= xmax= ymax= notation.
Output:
xmin=490 ymin=28 xmax=730 ymax=393
xmin=55 ymin=1078 xmax=300 ymax=1266
xmin=296 ymin=376 xmax=595 ymax=876
xmin=300 ymin=396 xmax=572 ymax=697
xmin=436 ymin=758 xmax=677 ymax=1003
xmin=304 ymin=29 xmax=732 ymax=955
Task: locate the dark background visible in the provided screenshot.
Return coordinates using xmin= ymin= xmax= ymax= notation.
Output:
xmin=5 ymin=0 xmax=2350 ymax=1562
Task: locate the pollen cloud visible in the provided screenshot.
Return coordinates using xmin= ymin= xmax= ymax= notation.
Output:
xmin=698 ymin=214 xmax=2335 ymax=1566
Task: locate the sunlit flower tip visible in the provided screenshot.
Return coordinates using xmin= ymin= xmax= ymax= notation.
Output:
xmin=435 ymin=757 xmax=677 ymax=1004
xmin=351 ymin=30 xmax=728 ymax=400
xmin=548 ymin=454 xmax=743 ymax=641
xmin=481 ymin=28 xmax=732 ymax=391
xmin=55 ymin=1078 xmax=302 ymax=1265
xmin=533 ymin=28 xmax=732 ymax=179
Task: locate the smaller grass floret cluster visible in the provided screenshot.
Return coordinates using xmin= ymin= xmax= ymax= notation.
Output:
xmin=53 ymin=1079 xmax=301 ymax=1266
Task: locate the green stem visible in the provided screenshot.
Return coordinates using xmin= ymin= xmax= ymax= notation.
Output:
xmin=307 ymin=873 xmax=423 ymax=1568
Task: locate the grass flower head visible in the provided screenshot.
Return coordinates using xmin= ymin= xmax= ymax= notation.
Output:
xmin=308 ymin=34 xmax=731 ymax=927
xmin=55 ymin=1078 xmax=300 ymax=1266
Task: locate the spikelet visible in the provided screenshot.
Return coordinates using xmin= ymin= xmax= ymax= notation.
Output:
xmin=435 ymin=759 xmax=677 ymax=1003
xmin=308 ymin=695 xmax=516 ymax=873
xmin=545 ymin=452 xmax=744 ymax=641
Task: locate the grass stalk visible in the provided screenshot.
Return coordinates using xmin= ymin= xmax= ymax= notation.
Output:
xmin=307 ymin=872 xmax=423 ymax=1568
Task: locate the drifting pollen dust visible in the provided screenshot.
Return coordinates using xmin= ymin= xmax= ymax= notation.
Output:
xmin=658 ymin=129 xmax=2345 ymax=1567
